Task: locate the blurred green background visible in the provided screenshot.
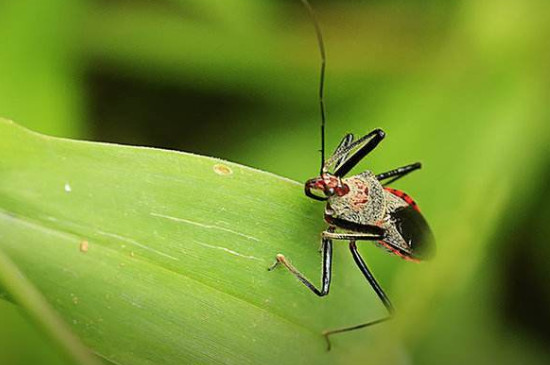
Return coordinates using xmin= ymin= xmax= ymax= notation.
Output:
xmin=1 ymin=0 xmax=549 ymax=364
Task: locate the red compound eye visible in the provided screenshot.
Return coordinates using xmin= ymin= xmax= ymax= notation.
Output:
xmin=335 ymin=184 xmax=350 ymax=196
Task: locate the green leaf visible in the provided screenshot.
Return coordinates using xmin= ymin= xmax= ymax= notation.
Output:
xmin=0 ymin=249 xmax=101 ymax=365
xmin=0 ymin=118 xmax=391 ymax=364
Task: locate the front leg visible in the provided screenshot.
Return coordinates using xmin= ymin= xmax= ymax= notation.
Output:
xmin=268 ymin=228 xmax=334 ymax=296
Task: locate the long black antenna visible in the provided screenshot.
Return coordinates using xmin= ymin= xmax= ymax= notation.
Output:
xmin=300 ymin=0 xmax=326 ymax=174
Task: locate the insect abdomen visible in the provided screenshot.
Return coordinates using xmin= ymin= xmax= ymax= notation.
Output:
xmin=384 ymin=187 xmax=420 ymax=212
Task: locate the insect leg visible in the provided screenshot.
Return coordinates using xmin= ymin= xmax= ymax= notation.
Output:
xmin=322 ymin=240 xmax=394 ymax=350
xmin=333 ymin=133 xmax=354 ymax=169
xmin=376 ymin=162 xmax=421 ymax=186
xmin=305 ymin=187 xmax=328 ymax=201
xmin=268 ymin=228 xmax=334 ymax=297
xmin=332 ymin=129 xmax=386 ymax=177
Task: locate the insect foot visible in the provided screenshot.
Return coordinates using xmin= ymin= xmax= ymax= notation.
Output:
xmin=321 ymin=330 xmax=332 ymax=351
xmin=267 ymin=254 xmax=286 ymax=271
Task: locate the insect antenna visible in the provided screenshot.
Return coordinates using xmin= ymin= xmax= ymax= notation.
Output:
xmin=299 ymin=0 xmax=327 ymax=175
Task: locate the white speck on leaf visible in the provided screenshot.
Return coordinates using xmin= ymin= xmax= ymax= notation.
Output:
xmin=64 ymin=183 xmax=71 ymax=192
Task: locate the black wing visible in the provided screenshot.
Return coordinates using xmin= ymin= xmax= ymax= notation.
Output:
xmin=321 ymin=133 xmax=353 ymax=174
xmin=323 ymin=129 xmax=385 ymax=176
xmin=390 ymin=205 xmax=436 ymax=260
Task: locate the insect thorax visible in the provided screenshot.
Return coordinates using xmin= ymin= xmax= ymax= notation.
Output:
xmin=325 ymin=171 xmax=386 ymax=226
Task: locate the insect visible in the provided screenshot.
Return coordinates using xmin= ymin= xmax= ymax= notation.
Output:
xmin=269 ymin=0 xmax=436 ymax=350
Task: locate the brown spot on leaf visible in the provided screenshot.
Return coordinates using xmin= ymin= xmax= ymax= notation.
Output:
xmin=80 ymin=240 xmax=89 ymax=253
xmin=213 ymin=163 xmax=233 ymax=176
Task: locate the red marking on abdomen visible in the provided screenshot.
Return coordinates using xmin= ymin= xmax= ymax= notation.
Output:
xmin=384 ymin=187 xmax=420 ymax=212
xmin=377 ymin=240 xmax=420 ymax=262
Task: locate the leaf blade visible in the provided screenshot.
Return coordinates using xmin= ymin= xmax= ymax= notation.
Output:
xmin=0 ymin=118 xmax=377 ymax=364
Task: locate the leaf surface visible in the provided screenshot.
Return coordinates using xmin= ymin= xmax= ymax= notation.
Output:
xmin=0 ymin=119 xmax=384 ymax=364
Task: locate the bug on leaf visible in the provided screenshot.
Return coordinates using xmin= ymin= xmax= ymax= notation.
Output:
xmin=269 ymin=0 xmax=436 ymax=350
